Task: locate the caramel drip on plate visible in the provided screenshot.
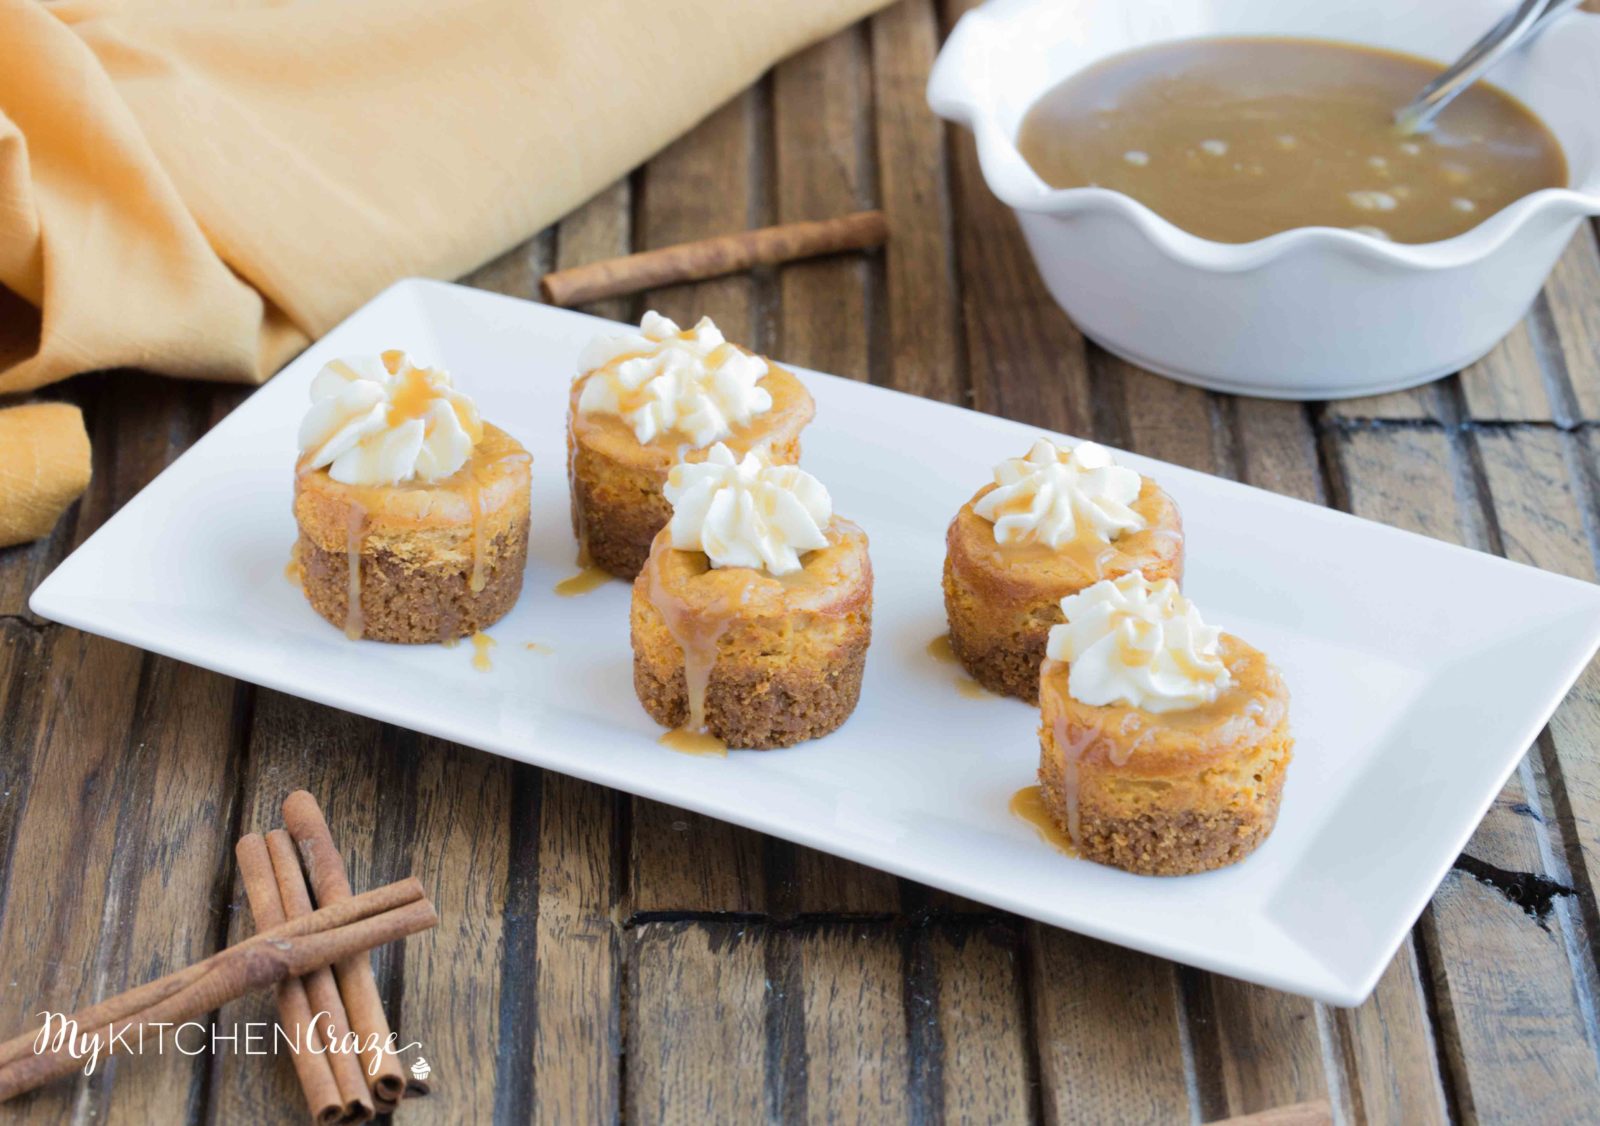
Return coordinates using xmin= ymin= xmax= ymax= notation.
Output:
xmin=647 ymin=560 xmax=737 ymax=755
xmin=471 ymin=631 xmax=495 ymax=672
xmin=1010 ymin=785 xmax=1078 ymax=856
xmin=955 ymin=678 xmax=990 ymax=700
xmin=555 ymin=566 xmax=612 ymax=597
xmin=658 ymin=728 xmax=730 ymax=757
xmin=926 ymin=634 xmax=957 ymax=663
xmin=344 ymin=502 xmax=366 ymax=640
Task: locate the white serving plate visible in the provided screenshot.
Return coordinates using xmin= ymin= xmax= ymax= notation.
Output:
xmin=32 ymin=280 xmax=1600 ymax=1005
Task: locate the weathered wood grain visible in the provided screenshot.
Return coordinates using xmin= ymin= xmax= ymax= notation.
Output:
xmin=1333 ymin=943 xmax=1449 ymax=1126
xmin=927 ymin=923 xmax=1031 ymax=1122
xmin=1029 ymin=928 xmax=1192 ymax=1124
xmin=398 ymin=736 xmax=513 ymax=1122
xmin=554 ymin=179 xmax=635 ymax=324
xmin=1546 ymin=224 xmax=1600 ymax=422
xmin=871 ymin=0 xmax=965 ymax=405
xmin=1459 ymin=319 xmax=1555 ymax=424
xmin=532 ymin=774 xmax=622 ymax=1124
xmin=796 ymin=924 xmax=912 ymax=1122
xmin=626 ymin=921 xmax=768 ymax=1123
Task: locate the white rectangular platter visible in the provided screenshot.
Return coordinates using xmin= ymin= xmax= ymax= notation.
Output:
xmin=32 ymin=279 xmax=1600 ymax=1005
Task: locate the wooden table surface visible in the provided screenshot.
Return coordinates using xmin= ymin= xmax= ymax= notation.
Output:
xmin=6 ymin=2 xmax=1600 ymax=1122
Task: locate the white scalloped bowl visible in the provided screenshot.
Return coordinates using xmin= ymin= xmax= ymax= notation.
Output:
xmin=928 ymin=0 xmax=1600 ymax=399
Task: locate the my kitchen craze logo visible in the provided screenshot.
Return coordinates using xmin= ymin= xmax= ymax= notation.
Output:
xmin=31 ymin=1011 xmax=424 ymax=1077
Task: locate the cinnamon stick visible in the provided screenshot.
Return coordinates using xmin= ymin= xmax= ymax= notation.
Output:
xmin=282 ymin=791 xmax=409 ymax=1108
xmin=539 ymin=210 xmax=888 ymax=307
xmin=0 ymin=892 xmax=436 ymax=1103
xmin=238 ymin=834 xmax=350 ymax=1126
xmin=0 ymin=876 xmax=425 ymax=1072
xmin=265 ymin=831 xmax=376 ymax=1123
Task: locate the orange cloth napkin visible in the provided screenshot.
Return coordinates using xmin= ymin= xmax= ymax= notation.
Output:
xmin=0 ymin=0 xmax=887 ymax=545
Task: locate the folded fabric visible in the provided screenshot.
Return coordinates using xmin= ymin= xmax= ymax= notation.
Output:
xmin=0 ymin=0 xmax=888 ymax=545
xmin=0 ymin=402 xmax=91 ymax=549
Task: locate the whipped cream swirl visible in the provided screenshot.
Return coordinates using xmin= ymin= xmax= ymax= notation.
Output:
xmin=1048 ymin=573 xmax=1232 ymax=714
xmin=664 ymin=444 xmax=831 ymax=575
xmin=577 ymin=311 xmax=774 ymax=447
xmin=974 ymin=439 xmax=1145 ymax=549
xmin=298 ymin=351 xmax=482 ymax=485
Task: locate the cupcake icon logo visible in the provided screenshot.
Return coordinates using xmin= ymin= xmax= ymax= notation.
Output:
xmin=410 ymin=1057 xmax=431 ymax=1082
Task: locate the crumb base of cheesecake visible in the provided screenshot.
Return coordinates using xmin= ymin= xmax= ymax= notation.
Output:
xmin=634 ymin=634 xmax=869 ymax=749
xmin=1036 ymin=732 xmax=1290 ymax=876
xmin=298 ymin=521 xmax=528 ymax=643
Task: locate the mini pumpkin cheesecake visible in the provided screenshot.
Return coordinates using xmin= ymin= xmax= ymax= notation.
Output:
xmin=568 ymin=312 xmax=815 ymax=580
xmin=631 ymin=444 xmax=871 ymax=751
xmin=1035 ymin=573 xmax=1292 ymax=875
xmin=293 ymin=350 xmax=531 ymax=643
xmin=944 ymin=439 xmax=1182 ymax=703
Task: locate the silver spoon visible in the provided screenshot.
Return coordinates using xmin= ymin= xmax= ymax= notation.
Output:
xmin=1394 ymin=0 xmax=1584 ymax=133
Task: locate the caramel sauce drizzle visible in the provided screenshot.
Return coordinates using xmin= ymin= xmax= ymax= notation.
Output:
xmin=927 ymin=633 xmax=990 ymax=698
xmin=555 ymin=566 xmax=612 ymax=597
xmin=1010 ymin=785 xmax=1078 ymax=856
xmin=646 ymin=558 xmax=738 ymax=756
xmin=471 ymin=631 xmax=495 ymax=672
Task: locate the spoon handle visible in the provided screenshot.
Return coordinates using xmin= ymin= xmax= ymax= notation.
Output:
xmin=1395 ymin=0 xmax=1581 ymax=133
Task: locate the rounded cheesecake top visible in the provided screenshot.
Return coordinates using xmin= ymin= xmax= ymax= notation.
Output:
xmin=295 ymin=422 xmax=530 ymax=547
xmin=1040 ymin=634 xmax=1288 ymax=773
xmin=569 ymin=361 xmax=814 ymax=475
xmin=639 ymin=517 xmax=872 ymax=623
xmin=947 ymin=476 xmax=1183 ymax=603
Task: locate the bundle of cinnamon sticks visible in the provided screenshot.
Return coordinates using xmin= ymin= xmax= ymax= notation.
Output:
xmin=0 ymin=791 xmax=434 ymax=1123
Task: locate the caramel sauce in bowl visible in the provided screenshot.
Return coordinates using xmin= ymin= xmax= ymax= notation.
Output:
xmin=927 ymin=0 xmax=1600 ymax=399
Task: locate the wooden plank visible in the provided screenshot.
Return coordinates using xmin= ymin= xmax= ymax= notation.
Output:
xmin=928 ymin=923 xmax=1031 ymax=1122
xmin=1458 ymin=319 xmax=1555 ymax=424
xmin=1335 ymin=425 xmax=1600 ymax=1122
xmin=1333 ymin=942 xmax=1450 ymax=1126
xmin=1477 ymin=427 xmax=1600 ymax=920
xmin=532 ymin=774 xmax=622 ymax=1124
xmin=871 ymin=0 xmax=965 ymax=405
xmin=774 ymin=25 xmax=873 ymax=382
xmin=943 ymin=0 xmax=1092 ymax=433
xmin=1320 ymin=382 xmax=1443 ymax=423
xmin=394 ymin=736 xmax=515 ymax=1122
xmin=1539 ymin=224 xmax=1600 ymax=422
xmin=626 ymin=921 xmax=768 ymax=1123
xmin=796 ymin=924 xmax=911 ymax=1123
xmin=553 ymin=179 xmax=634 ymax=323
xmin=628 ymin=93 xmax=773 ymax=914
xmin=1028 ymin=927 xmax=1192 ymax=1123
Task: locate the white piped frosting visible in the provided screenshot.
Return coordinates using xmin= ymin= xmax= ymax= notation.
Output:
xmin=1047 ymin=573 xmax=1232 ymax=714
xmin=973 ymin=439 xmax=1145 ymax=550
xmin=297 ymin=351 xmax=482 ymax=486
xmin=578 ymin=312 xmax=773 ymax=447
xmin=664 ymin=443 xmax=831 ymax=575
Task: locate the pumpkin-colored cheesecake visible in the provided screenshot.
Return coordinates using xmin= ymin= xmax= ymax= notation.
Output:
xmin=945 ymin=439 xmax=1183 ymax=703
xmin=293 ymin=350 xmax=531 ymax=643
xmin=630 ymin=444 xmax=871 ymax=751
xmin=568 ymin=311 xmax=814 ymax=579
xmin=1035 ymin=573 xmax=1292 ymax=875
